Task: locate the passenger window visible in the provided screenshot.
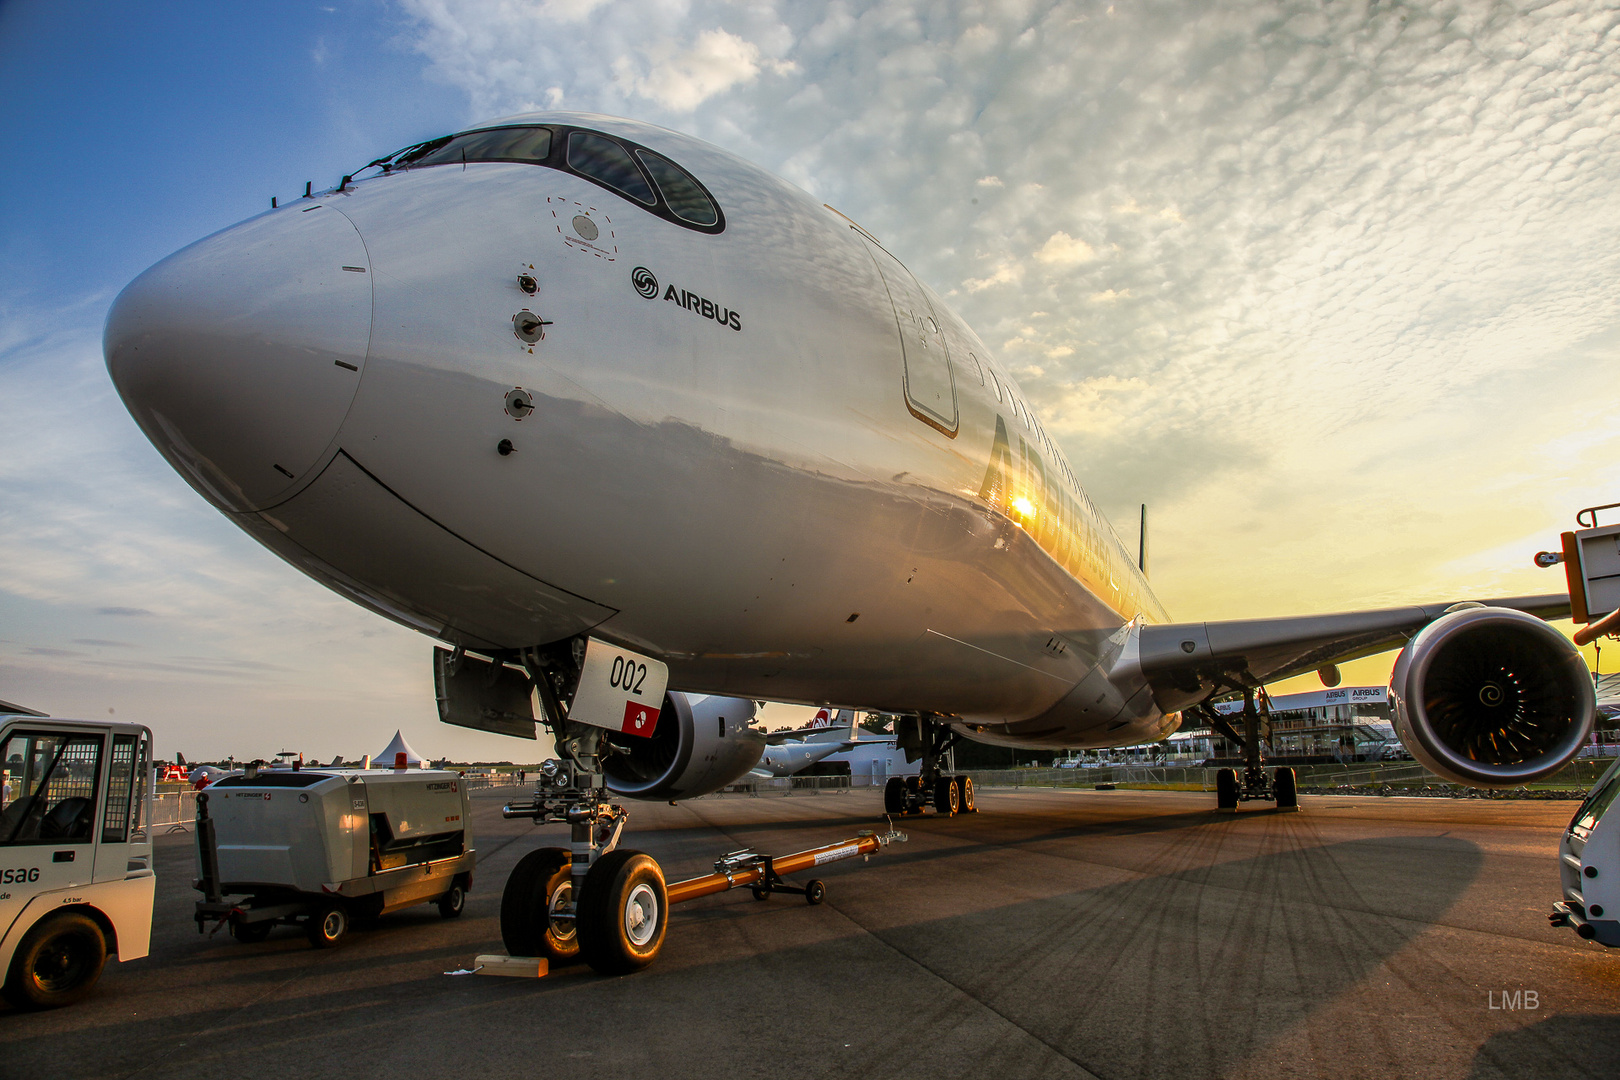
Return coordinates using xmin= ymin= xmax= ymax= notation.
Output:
xmin=0 ymin=731 xmax=102 ymax=845
xmin=567 ymin=131 xmax=656 ymax=206
xmin=404 ymin=126 xmax=553 ymax=168
xmin=990 ymin=371 xmax=1004 ymax=403
xmin=636 ymin=150 xmax=719 ymax=226
xmin=966 ymin=352 xmax=985 ymax=385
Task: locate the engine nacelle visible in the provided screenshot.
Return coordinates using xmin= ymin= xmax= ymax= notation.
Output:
xmin=602 ymin=692 xmax=765 ymax=800
xmin=1389 ymin=606 xmax=1594 ymax=788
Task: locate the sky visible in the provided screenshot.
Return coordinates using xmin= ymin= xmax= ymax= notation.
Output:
xmin=3 ymin=0 xmax=1619 ymax=761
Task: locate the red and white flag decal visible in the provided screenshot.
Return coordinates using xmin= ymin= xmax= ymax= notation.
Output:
xmin=621 ymin=701 xmax=660 ymax=738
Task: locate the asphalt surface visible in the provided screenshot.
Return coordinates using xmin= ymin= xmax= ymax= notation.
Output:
xmin=3 ymin=786 xmax=1617 ymax=1080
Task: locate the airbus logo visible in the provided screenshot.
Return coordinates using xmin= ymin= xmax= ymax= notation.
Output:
xmin=631 ymin=266 xmax=658 ymax=299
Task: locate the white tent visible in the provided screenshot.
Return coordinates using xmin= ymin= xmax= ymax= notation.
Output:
xmin=376 ymin=730 xmax=423 ymax=768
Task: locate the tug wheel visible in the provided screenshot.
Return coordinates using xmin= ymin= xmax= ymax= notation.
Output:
xmin=305 ymin=903 xmax=349 ymax=949
xmin=3 ymin=913 xmax=107 ymax=1010
xmin=577 ymin=849 xmax=668 ymax=976
xmin=501 ymin=847 xmax=579 ymax=964
xmin=805 ymin=879 xmax=826 ymax=905
xmin=230 ymin=917 xmax=273 ymax=943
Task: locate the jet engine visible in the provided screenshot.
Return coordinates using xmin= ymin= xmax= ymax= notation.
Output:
xmin=602 ymin=692 xmax=766 ymax=800
xmin=1389 ymin=606 xmax=1594 ymax=788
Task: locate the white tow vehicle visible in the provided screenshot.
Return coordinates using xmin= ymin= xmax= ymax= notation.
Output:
xmin=0 ymin=708 xmax=155 ymax=1009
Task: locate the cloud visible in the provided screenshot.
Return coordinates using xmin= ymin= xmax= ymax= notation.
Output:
xmin=613 ymin=29 xmax=784 ymax=113
xmin=1035 ymin=231 xmax=1095 ymax=266
xmin=96 ymin=607 xmax=154 ymax=617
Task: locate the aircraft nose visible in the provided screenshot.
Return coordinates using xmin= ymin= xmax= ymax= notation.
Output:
xmin=105 ymin=203 xmax=373 ymax=512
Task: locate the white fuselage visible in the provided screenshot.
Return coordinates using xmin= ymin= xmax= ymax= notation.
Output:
xmin=105 ymin=111 xmax=1177 ymax=752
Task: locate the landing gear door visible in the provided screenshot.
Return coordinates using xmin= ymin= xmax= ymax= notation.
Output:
xmin=433 ymin=648 xmax=537 ymax=740
xmin=857 ymin=234 xmax=959 ymax=437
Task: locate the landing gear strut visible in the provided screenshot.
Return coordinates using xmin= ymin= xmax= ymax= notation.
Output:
xmin=883 ymin=716 xmax=977 ymax=816
xmin=1208 ymin=687 xmax=1299 ymax=812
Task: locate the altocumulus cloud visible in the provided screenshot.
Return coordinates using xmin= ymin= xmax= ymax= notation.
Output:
xmin=400 ymin=0 xmax=1620 ymax=624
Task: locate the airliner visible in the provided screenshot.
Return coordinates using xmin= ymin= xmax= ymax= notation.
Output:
xmin=103 ymin=112 xmax=1596 ymax=969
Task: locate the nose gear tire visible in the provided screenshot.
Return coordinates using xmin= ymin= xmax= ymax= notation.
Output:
xmin=577 ymin=849 xmax=668 ymax=976
xmin=501 ymin=846 xmax=580 ymax=964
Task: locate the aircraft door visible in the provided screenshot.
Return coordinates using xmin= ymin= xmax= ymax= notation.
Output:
xmin=858 ymin=235 xmax=959 ymax=437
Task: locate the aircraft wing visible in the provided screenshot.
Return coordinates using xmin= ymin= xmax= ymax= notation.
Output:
xmin=1135 ymin=593 xmax=1571 ymax=711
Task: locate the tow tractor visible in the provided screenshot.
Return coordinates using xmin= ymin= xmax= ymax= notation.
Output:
xmin=0 ymin=705 xmax=155 ymax=1010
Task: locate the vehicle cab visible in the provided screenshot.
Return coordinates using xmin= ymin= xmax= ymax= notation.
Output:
xmin=0 ymin=707 xmax=156 ymax=1008
xmin=1552 ymin=753 xmax=1620 ymax=946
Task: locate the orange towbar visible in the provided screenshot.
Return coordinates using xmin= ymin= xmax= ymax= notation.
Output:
xmin=667 ymin=826 xmax=907 ymax=905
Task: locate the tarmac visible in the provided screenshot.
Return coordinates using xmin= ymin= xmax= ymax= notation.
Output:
xmin=3 ymin=785 xmax=1618 ymax=1080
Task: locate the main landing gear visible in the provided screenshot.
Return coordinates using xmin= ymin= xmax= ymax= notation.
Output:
xmin=883 ymin=718 xmax=977 ymax=817
xmin=1202 ymin=687 xmax=1299 ymax=813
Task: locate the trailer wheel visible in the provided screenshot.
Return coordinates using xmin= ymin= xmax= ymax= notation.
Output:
xmin=230 ymin=918 xmax=273 ymax=944
xmin=501 ymin=847 xmax=579 ymax=964
xmin=305 ymin=904 xmax=349 ymax=949
xmin=958 ymin=775 xmax=976 ymax=813
xmin=805 ymin=879 xmax=826 ymax=906
xmin=1216 ymin=768 xmax=1239 ymax=811
xmin=437 ymin=877 xmax=467 ymax=919
xmin=883 ymin=777 xmax=905 ymax=815
xmin=1274 ymin=767 xmax=1299 ymax=810
xmin=4 ymin=912 xmax=108 ymax=1010
xmin=578 ymin=849 xmax=668 ymax=976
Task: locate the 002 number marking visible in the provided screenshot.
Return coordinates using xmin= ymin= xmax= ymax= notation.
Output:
xmin=609 ymin=656 xmax=649 ymax=695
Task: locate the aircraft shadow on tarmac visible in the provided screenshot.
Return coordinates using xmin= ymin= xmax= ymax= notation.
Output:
xmin=1466 ymin=1014 xmax=1620 ymax=1079
xmin=1 ymin=831 xmax=1501 ymax=1080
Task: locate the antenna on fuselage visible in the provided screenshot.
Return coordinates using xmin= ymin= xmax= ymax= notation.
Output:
xmin=1137 ymin=504 xmax=1149 ymax=577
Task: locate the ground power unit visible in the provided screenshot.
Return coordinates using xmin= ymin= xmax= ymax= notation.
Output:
xmin=194 ymin=767 xmax=474 ymax=947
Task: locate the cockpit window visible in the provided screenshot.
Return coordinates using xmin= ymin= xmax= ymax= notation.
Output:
xmin=567 ymin=131 xmax=656 ymax=206
xmin=401 ymin=126 xmax=553 ymax=168
xmin=636 ymin=150 xmax=719 ymax=226
xmin=367 ymin=124 xmax=723 ymax=233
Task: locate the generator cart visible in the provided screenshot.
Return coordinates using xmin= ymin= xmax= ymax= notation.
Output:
xmin=194 ymin=766 xmax=474 ymax=947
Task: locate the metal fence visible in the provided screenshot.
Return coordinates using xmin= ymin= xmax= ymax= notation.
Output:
xmin=960 ymin=757 xmax=1616 ymax=792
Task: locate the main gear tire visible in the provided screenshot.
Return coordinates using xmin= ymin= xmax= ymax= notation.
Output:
xmin=501 ymin=847 xmax=580 ymax=964
xmin=577 ymin=849 xmax=668 ymax=976
xmin=883 ymin=776 xmax=906 ymax=815
xmin=1216 ymin=768 xmax=1239 ymax=811
xmin=933 ymin=776 xmax=960 ymax=816
xmin=958 ymin=775 xmax=976 ymax=812
xmin=1274 ymin=767 xmax=1299 ymax=810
